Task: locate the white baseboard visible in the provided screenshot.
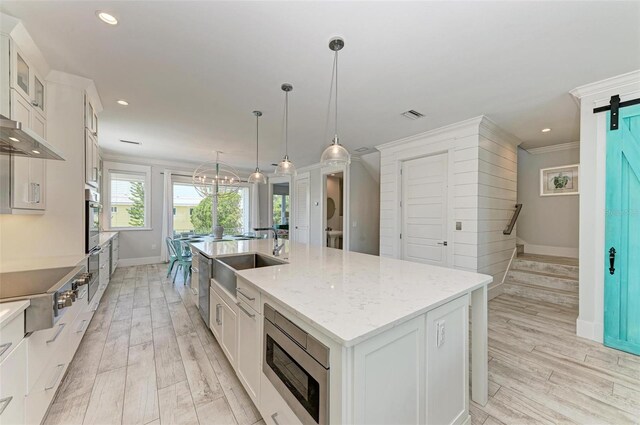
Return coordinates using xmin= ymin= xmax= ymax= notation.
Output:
xmin=488 ymin=283 xmax=503 ymax=300
xmin=576 ymin=318 xmax=604 ymax=343
xmin=118 ymin=256 xmax=163 ymax=267
xmin=519 ymin=241 xmax=579 ymax=259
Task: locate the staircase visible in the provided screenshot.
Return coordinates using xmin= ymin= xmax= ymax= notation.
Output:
xmin=503 ymin=252 xmax=579 ymax=309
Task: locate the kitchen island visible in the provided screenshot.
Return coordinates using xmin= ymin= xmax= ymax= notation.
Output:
xmin=191 ymin=239 xmax=491 ymax=425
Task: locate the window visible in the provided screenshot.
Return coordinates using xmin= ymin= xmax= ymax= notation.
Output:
xmin=172 ymin=181 xmax=251 ymax=236
xmin=104 ymin=162 xmax=152 ymax=230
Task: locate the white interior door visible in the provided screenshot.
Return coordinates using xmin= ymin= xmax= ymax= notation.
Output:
xmin=401 ymin=153 xmax=448 ymax=266
xmin=293 ymin=175 xmax=310 ymax=244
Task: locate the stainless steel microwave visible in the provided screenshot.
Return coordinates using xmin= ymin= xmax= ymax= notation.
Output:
xmin=263 ymin=304 xmax=330 ymax=425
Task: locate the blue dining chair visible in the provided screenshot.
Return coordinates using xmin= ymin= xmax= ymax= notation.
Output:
xmin=166 ymin=237 xmax=178 ymax=278
xmin=171 ymin=239 xmax=193 ymax=284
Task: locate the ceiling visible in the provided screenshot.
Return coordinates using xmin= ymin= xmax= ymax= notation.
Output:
xmin=2 ymin=1 xmax=639 ymax=170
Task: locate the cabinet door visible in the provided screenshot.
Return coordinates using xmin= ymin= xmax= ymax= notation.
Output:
xmin=32 ymin=73 xmax=45 ymax=117
xmin=209 ymin=291 xmax=222 ymax=341
xmin=12 ymin=46 xmax=30 ymax=100
xmin=10 ymin=90 xmax=35 ymax=210
xmin=29 ymin=158 xmax=46 ymax=210
xmin=85 ymin=129 xmax=98 ymax=187
xmin=220 ymin=300 xmax=237 ymax=368
xmin=0 ymin=339 xmax=27 ymax=425
xmin=236 ymin=301 xmax=260 ymax=403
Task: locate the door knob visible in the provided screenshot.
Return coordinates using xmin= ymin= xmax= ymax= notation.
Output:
xmin=609 ymin=247 xmax=616 ymax=275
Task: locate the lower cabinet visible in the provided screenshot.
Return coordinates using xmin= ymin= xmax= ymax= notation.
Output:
xmin=0 ymin=339 xmax=27 ymax=425
xmin=209 ymin=285 xmax=237 ymax=368
xmin=236 ymin=300 xmax=261 ymax=404
xmin=261 ymin=370 xmax=301 ymax=425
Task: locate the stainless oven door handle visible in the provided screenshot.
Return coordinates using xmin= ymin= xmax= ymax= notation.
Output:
xmin=271 ymin=413 xmax=281 ymax=425
xmin=0 ymin=342 xmax=12 ymax=357
xmin=237 ymin=303 xmax=256 ymax=318
xmin=0 ymin=396 xmax=13 ymax=416
xmin=46 ymin=323 xmax=66 ymax=344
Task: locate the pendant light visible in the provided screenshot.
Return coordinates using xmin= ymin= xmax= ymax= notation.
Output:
xmin=274 ymin=83 xmax=296 ymax=176
xmin=320 ymin=36 xmax=351 ymax=166
xmin=248 ymin=111 xmax=267 ymax=184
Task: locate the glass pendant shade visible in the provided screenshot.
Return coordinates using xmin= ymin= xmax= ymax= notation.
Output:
xmin=321 ymin=137 xmax=351 ymax=166
xmin=274 ymin=155 xmax=296 ymax=176
xmin=248 ymin=167 xmax=267 ymax=184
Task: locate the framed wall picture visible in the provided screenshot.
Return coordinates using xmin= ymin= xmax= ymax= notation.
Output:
xmin=540 ymin=164 xmax=579 ymax=196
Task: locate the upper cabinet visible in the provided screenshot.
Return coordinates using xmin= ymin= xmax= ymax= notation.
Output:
xmin=1 ymin=36 xmax=48 ymax=213
xmin=84 ymin=94 xmax=100 ymax=189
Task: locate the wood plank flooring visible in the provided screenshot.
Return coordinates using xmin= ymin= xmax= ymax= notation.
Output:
xmin=44 ymin=264 xmax=262 ymax=425
xmin=44 ymin=264 xmax=639 ymax=425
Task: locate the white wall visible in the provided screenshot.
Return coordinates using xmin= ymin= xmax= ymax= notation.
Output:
xmin=516 ymin=145 xmax=580 ymax=258
xmin=377 ymin=116 xmax=520 ymax=297
xmin=349 ymin=155 xmax=380 ymax=255
xmin=571 ymin=70 xmax=640 ymax=343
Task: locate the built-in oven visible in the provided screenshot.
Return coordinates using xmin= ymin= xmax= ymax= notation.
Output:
xmin=87 ymin=245 xmax=101 ymax=302
xmin=263 ymin=304 xmax=330 ymax=425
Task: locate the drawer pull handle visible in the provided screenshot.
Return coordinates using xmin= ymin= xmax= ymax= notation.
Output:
xmin=271 ymin=413 xmax=281 ymax=425
xmin=47 ymin=323 xmax=66 ymax=344
xmin=45 ymin=364 xmax=65 ymax=390
xmin=76 ymin=319 xmax=88 ymax=333
xmin=216 ymin=304 xmax=222 ymax=326
xmin=237 ymin=303 xmax=256 ymax=318
xmin=237 ymin=288 xmax=255 ymax=301
xmin=0 ymin=342 xmax=12 ymax=357
xmin=0 ymin=396 xmax=13 ymax=416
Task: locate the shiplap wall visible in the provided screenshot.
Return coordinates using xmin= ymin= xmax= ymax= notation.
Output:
xmin=377 ymin=116 xmax=520 ymax=297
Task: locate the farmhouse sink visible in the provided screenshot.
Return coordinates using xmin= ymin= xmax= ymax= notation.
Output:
xmin=213 ymin=253 xmax=287 ymax=295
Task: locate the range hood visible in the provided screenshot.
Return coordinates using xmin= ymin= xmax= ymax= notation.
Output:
xmin=0 ymin=115 xmax=65 ymax=160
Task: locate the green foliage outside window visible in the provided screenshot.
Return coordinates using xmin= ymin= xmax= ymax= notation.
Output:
xmin=127 ymin=181 xmax=145 ymax=227
xmin=190 ymin=192 xmax=242 ymax=234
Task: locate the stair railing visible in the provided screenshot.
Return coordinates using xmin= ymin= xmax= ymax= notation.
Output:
xmin=503 ymin=204 xmax=523 ymax=235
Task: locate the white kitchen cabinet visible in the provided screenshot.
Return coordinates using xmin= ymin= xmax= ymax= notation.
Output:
xmin=9 ymin=89 xmax=46 ymax=211
xmin=85 ymin=128 xmax=99 ymax=188
xmin=10 ymin=42 xmax=30 ymax=101
xmin=0 ymin=339 xmax=27 ymax=425
xmin=261 ymin=370 xmax=302 ymax=425
xmin=209 ymin=283 xmax=237 ymax=368
xmin=191 ymin=253 xmax=200 ymax=296
xmin=236 ymin=300 xmax=261 ymax=404
xmin=99 ymin=243 xmax=111 ymax=289
xmin=111 ymin=234 xmax=119 ymax=274
xmin=85 ymin=95 xmax=98 ymax=136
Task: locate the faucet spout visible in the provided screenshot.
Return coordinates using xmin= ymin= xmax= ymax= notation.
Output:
xmin=253 ymin=227 xmax=284 ymax=256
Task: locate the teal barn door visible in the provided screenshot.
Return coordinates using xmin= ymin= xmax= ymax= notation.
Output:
xmin=604 ymin=103 xmax=640 ymax=355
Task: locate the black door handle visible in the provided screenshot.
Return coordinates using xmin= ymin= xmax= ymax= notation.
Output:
xmin=609 ymin=247 xmax=616 ymax=275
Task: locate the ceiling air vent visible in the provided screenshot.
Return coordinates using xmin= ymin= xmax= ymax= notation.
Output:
xmin=120 ymin=139 xmax=141 ymax=145
xmin=354 ymin=147 xmax=370 ymax=153
xmin=401 ymin=110 xmax=425 ymax=120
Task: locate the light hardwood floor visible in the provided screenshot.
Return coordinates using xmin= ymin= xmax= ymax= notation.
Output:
xmin=44 ymin=264 xmax=640 ymax=425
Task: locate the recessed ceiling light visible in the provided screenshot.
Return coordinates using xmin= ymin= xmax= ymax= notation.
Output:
xmin=541 ymin=128 xmax=552 ymax=133
xmin=9 ymin=137 xmax=19 ymax=142
xmin=117 ymin=99 xmax=129 ymax=106
xmin=96 ymin=11 xmax=118 ymax=25
xmin=32 ymin=150 xmax=40 ymax=154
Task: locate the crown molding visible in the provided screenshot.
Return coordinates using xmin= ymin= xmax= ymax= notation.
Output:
xmin=570 ymin=70 xmax=640 ymax=100
xmin=479 ymin=116 xmax=522 ymax=147
xmin=525 ymin=141 xmax=580 ymax=155
xmin=376 ymin=116 xmax=485 ymax=152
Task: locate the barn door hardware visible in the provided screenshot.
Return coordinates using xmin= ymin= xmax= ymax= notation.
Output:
xmin=593 ymin=94 xmax=640 ymax=131
xmin=609 ymin=247 xmax=616 ymax=275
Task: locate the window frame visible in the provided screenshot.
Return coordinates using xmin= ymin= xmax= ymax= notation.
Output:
xmin=170 ymin=175 xmax=253 ymax=236
xmin=104 ymin=162 xmax=153 ymax=231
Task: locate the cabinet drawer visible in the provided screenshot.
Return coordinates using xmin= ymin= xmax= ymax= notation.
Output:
xmin=0 ymin=310 xmax=25 ymax=363
xmin=26 ymin=301 xmax=80 ymax=390
xmin=65 ymin=309 xmax=93 ymax=361
xmin=260 ymin=372 xmax=302 ymax=425
xmin=0 ymin=339 xmax=27 ymax=425
xmin=25 ymin=356 xmax=67 ymax=425
xmin=236 ymin=278 xmax=261 ymax=313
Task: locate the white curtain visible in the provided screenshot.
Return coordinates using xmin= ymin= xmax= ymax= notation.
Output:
xmin=160 ymin=169 xmax=173 ymax=262
xmin=251 ymin=183 xmax=260 ymax=232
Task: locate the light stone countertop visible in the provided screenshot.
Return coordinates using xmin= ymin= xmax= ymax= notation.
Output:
xmin=0 ymin=299 xmax=30 ymax=328
xmin=98 ymin=231 xmax=119 ymax=247
xmin=191 ymin=239 xmax=492 ymax=346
